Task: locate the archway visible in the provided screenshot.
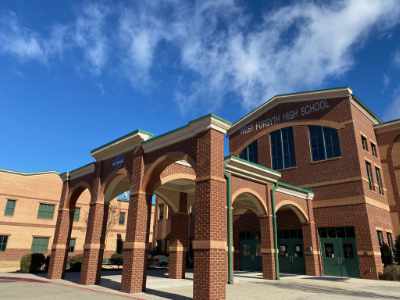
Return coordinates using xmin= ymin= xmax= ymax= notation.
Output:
xmin=276 ymin=204 xmax=307 ymax=275
xmin=232 ymin=192 xmax=267 ymax=273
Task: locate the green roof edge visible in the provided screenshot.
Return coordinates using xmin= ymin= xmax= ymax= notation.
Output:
xmin=277 ymin=180 xmax=313 ymax=194
xmin=224 ymin=155 xmax=282 ymax=177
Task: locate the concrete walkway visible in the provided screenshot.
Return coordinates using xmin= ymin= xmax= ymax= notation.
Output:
xmin=1 ymin=271 xmax=400 ymax=299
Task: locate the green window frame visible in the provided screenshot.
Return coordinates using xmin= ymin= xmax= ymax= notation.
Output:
xmin=0 ymin=235 xmax=8 ymax=251
xmin=31 ymin=237 xmax=49 ymax=253
xmin=69 ymin=238 xmax=76 ymax=252
xmin=37 ymin=203 xmax=55 ymax=219
xmin=119 ymin=211 xmax=126 ymax=225
xmin=371 ymin=143 xmax=378 ymax=157
xmin=73 ymin=207 xmax=80 ymax=222
xmin=4 ymin=199 xmax=16 ymax=216
xmin=375 ymin=167 xmax=384 ymax=195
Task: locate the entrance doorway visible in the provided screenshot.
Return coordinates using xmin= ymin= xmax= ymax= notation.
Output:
xmin=239 ymin=231 xmax=261 ymax=271
xmin=276 ymin=207 xmax=306 ymax=275
xmin=318 ymin=227 xmax=360 ymax=277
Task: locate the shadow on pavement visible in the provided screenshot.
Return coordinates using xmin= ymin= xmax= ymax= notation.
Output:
xmin=257 ymin=281 xmax=400 ymax=299
xmin=303 ymin=276 xmax=350 ymax=282
xmin=145 ymin=288 xmax=191 ymax=300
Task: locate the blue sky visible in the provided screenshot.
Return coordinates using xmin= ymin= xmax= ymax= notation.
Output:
xmin=0 ymin=0 xmax=400 ymax=173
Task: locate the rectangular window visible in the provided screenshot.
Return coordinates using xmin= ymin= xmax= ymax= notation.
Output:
xmin=271 ymin=127 xmax=296 ymax=170
xmin=37 ymin=203 xmax=55 ymax=219
xmin=31 ymin=237 xmax=49 ymax=253
xmin=119 ymin=211 xmax=126 ymax=225
xmin=158 ymin=204 xmax=164 ymax=220
xmin=365 ymin=161 xmax=375 ymax=190
xmin=387 ymin=232 xmax=394 ymax=249
xmin=239 ymin=141 xmax=258 ymax=163
xmin=4 ymin=199 xmax=16 ymax=216
xmin=73 ymin=207 xmax=80 ymax=222
xmin=375 ymin=167 xmax=384 ymax=195
xmin=309 ymin=126 xmax=341 ymax=161
xmin=371 ymin=143 xmax=378 ymax=157
xmin=69 ymin=238 xmax=76 ymax=252
xmin=377 ymin=230 xmax=384 ymax=247
xmin=0 ymin=235 xmax=8 ymax=251
xmin=361 ymin=135 xmax=368 ymax=151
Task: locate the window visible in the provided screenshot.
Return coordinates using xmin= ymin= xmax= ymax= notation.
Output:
xmin=371 ymin=143 xmax=378 ymax=157
xmin=270 ymin=127 xmax=296 ymax=170
xmin=361 ymin=135 xmax=368 ymax=151
xmin=0 ymin=235 xmax=8 ymax=251
xmin=69 ymin=238 xmax=76 ymax=252
xmin=365 ymin=161 xmax=375 ymax=191
xmin=37 ymin=203 xmax=55 ymax=219
xmin=4 ymin=199 xmax=16 ymax=216
xmin=387 ymin=232 xmax=394 ymax=249
xmin=158 ymin=204 xmax=164 ymax=220
xmin=119 ymin=211 xmax=126 ymax=225
xmin=31 ymin=237 xmax=49 ymax=253
xmin=239 ymin=141 xmax=258 ymax=163
xmin=375 ymin=167 xmax=384 ymax=195
xmin=73 ymin=207 xmax=80 ymax=222
xmin=309 ymin=126 xmax=341 ymax=161
xmin=377 ymin=230 xmax=384 ymax=247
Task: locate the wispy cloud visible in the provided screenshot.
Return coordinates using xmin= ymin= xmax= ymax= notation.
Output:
xmin=384 ymin=88 xmax=400 ymax=121
xmin=1 ymin=0 xmax=400 ymax=113
xmin=394 ymin=49 xmax=400 ymax=67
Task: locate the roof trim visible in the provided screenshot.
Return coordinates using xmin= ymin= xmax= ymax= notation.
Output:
xmin=0 ymin=169 xmax=59 ymax=176
xmin=374 ymin=118 xmax=400 ymax=129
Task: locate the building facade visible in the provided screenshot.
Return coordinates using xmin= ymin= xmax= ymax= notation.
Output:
xmin=0 ymin=169 xmax=131 ymax=271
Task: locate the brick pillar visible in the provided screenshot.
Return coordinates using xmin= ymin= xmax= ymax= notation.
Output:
xmin=302 ymin=198 xmax=321 ymax=276
xmin=81 ymin=168 xmax=104 ymax=285
xmin=48 ymin=180 xmax=70 ymax=279
xmin=169 ymin=193 xmax=189 ymax=279
xmin=121 ymin=153 xmax=149 ymax=294
xmin=260 ymin=216 xmax=276 ymax=279
xmin=193 ymin=129 xmax=226 ymax=300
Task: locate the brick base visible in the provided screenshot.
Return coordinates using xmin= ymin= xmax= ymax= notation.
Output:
xmin=169 ymin=250 xmax=186 ymax=279
xmin=80 ymin=248 xmax=101 ymax=285
xmin=121 ymin=248 xmax=146 ymax=293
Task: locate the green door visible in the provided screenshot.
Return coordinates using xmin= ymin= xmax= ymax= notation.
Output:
xmin=278 ymin=229 xmax=305 ymax=274
xmin=239 ymin=232 xmax=261 ymax=271
xmin=319 ymin=227 xmax=360 ymax=278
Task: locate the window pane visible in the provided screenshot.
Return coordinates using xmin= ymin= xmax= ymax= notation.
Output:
xmin=366 ymin=162 xmax=374 ymax=190
xmin=377 ymin=231 xmax=384 ymax=247
xmin=239 ymin=148 xmax=247 ymax=160
xmin=38 ymin=203 xmax=55 ymax=219
xmin=119 ymin=212 xmax=126 ymax=225
xmin=282 ymin=127 xmax=296 ymax=168
xmin=387 ymin=233 xmax=394 ymax=248
xmin=73 ymin=208 xmax=80 ymax=222
xmin=248 ymin=141 xmax=258 ymax=163
xmin=309 ymin=126 xmax=326 ymax=161
xmin=324 ymin=127 xmax=341 ymax=158
xmin=375 ymin=167 xmax=384 ymax=195
xmin=31 ymin=237 xmax=49 ymax=253
xmin=0 ymin=235 xmax=8 ymax=251
xmin=4 ymin=199 xmax=16 ymax=216
xmin=271 ymin=130 xmax=283 ymax=169
xmin=69 ymin=238 xmax=76 ymax=252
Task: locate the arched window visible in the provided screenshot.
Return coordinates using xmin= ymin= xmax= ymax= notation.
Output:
xmin=309 ymin=126 xmax=341 ymax=161
xmin=239 ymin=140 xmax=258 ymax=163
xmin=270 ymin=127 xmax=296 ymax=170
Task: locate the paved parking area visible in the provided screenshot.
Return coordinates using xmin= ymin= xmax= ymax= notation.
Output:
xmin=1 ymin=271 xmax=400 ymax=300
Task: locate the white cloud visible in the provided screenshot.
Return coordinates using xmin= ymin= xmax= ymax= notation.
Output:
xmin=1 ymin=0 xmax=400 ymax=113
xmin=384 ymin=89 xmax=400 ymax=121
xmin=0 ymin=11 xmax=46 ymax=60
xmin=394 ymin=50 xmax=400 ymax=67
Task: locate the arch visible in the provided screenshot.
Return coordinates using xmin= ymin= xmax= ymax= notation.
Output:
xmin=102 ymin=168 xmax=130 ymax=203
xmin=232 ymin=188 xmax=268 ymax=217
xmin=236 ymin=120 xmax=344 ymax=154
xmin=144 ymin=151 xmax=196 ymax=194
xmin=67 ymin=181 xmax=93 ymax=209
xmin=154 ymin=190 xmax=180 ymax=213
xmin=275 ymin=201 xmax=309 ymax=224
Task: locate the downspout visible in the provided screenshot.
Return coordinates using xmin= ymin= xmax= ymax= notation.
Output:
xmin=225 ymin=173 xmax=234 ymax=284
xmin=271 ymin=183 xmax=280 ymax=280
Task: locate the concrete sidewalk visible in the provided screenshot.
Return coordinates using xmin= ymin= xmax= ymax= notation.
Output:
xmin=1 ymin=271 xmax=400 ymax=300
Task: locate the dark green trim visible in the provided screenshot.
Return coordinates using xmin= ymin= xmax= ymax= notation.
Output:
xmin=91 ymin=129 xmax=154 ymax=154
xmin=375 ymin=117 xmax=400 ymax=127
xmin=277 ymin=181 xmax=313 ymax=194
xmin=271 ymin=184 xmax=280 ymax=280
xmin=225 ymin=155 xmax=281 ymax=177
xmin=351 ymin=95 xmax=381 ymax=124
xmin=225 ymin=173 xmax=234 ymax=284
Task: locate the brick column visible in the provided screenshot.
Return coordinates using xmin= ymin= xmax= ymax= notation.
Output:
xmin=121 ymin=153 xmax=150 ymax=294
xmin=81 ymin=168 xmax=104 ymax=285
xmin=169 ymin=193 xmax=189 ymax=279
xmin=193 ymin=129 xmax=226 ymax=300
xmin=48 ymin=180 xmax=70 ymax=279
xmin=260 ymin=216 xmax=276 ymax=279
